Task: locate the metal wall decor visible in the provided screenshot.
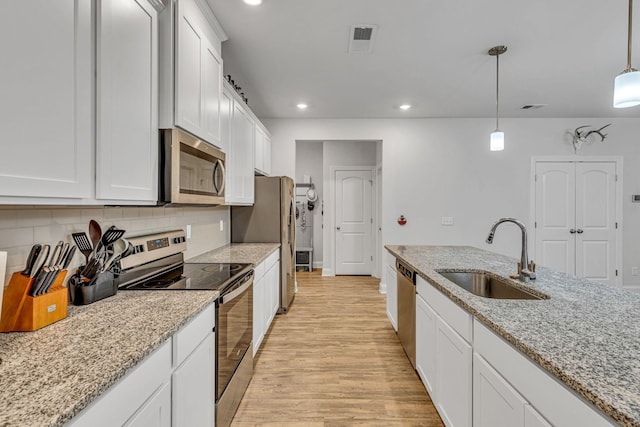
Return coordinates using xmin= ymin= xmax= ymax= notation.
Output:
xmin=570 ymin=124 xmax=611 ymax=153
xmin=226 ymin=74 xmax=249 ymax=104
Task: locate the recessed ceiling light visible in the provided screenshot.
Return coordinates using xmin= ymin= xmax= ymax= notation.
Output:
xmin=243 ymin=0 xmax=262 ymax=5
xmin=399 ymin=104 xmax=411 ymax=110
xmin=297 ymin=103 xmax=308 ymax=110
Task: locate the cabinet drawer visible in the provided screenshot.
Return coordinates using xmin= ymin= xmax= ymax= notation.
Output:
xmin=473 ymin=320 xmax=614 ymax=427
xmin=173 ymin=304 xmax=215 ymax=367
xmin=265 ymin=250 xmax=279 ymax=270
xmin=417 ymin=275 xmax=472 ymax=342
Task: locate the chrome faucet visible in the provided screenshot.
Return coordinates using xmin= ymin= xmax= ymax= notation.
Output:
xmin=486 ymin=217 xmax=536 ymax=282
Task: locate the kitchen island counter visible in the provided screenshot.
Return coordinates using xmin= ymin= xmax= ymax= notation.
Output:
xmin=0 ymin=289 xmax=219 ymax=427
xmin=386 ymin=244 xmax=640 ymax=427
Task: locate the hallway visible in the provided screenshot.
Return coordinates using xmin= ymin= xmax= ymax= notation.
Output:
xmin=231 ymin=271 xmax=444 ymax=426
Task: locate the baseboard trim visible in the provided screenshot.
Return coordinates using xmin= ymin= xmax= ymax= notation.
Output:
xmin=321 ymin=268 xmax=334 ymax=277
xmin=379 ymin=282 xmax=387 ymax=294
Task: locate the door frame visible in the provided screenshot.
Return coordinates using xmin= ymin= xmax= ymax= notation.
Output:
xmin=327 ymin=165 xmax=376 ymax=277
xmin=529 ymin=156 xmax=623 ymax=287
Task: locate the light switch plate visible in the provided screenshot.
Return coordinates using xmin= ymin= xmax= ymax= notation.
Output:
xmin=220 ymin=220 xmax=224 ymax=231
xmin=441 ymin=216 xmax=454 ymax=226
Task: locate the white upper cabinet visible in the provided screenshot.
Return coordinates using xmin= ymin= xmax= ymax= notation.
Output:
xmin=254 ymin=125 xmax=272 ymax=176
xmin=160 ymin=0 xmax=225 ymax=149
xmin=96 ymin=0 xmax=158 ymax=202
xmin=0 ymin=0 xmax=92 ymax=201
xmin=224 ymin=84 xmax=255 ymax=205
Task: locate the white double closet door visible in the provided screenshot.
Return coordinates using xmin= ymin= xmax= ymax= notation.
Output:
xmin=534 ymin=161 xmax=618 ymax=287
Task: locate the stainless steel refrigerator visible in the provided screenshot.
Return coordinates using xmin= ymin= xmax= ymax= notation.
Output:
xmin=231 ymin=176 xmax=295 ymax=313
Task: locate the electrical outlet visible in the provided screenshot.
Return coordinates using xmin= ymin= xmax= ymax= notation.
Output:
xmin=632 ymin=266 xmax=639 ymax=276
xmin=219 ymin=220 xmax=224 ymax=232
xmin=186 ymin=225 xmax=192 ymax=239
xmin=441 ymin=216 xmax=454 ymax=226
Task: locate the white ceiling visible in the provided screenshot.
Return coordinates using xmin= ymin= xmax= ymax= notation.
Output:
xmin=208 ymin=0 xmax=640 ymax=119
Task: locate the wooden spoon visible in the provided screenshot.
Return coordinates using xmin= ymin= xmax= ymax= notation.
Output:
xmin=89 ymin=219 xmax=102 ymax=251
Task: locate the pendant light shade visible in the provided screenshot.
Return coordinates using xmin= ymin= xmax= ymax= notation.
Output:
xmin=490 ymin=131 xmax=505 ymax=151
xmin=614 ymin=0 xmax=640 ymax=108
xmin=488 ymin=45 xmax=507 ymax=151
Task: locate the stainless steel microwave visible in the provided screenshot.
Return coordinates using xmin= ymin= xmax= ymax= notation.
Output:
xmin=159 ymin=128 xmax=225 ymax=205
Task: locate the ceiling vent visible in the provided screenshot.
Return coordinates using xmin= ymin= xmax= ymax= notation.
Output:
xmin=349 ymin=24 xmax=378 ymax=54
xmin=520 ymin=104 xmax=547 ymax=110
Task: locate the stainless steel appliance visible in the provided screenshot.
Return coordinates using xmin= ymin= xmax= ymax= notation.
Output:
xmin=231 ymin=176 xmax=296 ymax=313
xmin=117 ymin=230 xmax=253 ymax=427
xmin=158 ymin=128 xmax=226 ymax=205
xmin=397 ymin=259 xmax=416 ymax=369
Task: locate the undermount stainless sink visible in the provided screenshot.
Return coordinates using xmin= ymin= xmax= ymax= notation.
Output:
xmin=437 ymin=270 xmax=548 ymax=300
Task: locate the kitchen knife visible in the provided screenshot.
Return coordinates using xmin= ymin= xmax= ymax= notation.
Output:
xmin=30 ymin=266 xmax=50 ymax=297
xmin=32 ymin=242 xmax=62 ymax=296
xmin=29 ymin=244 xmax=50 ymax=279
xmin=62 ymin=245 xmax=77 ymax=270
xmin=21 ymin=244 xmax=42 ymax=276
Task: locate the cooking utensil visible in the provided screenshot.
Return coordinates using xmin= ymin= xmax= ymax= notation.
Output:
xmin=89 ymin=220 xmax=102 ymax=252
xmin=96 ymin=228 xmax=126 ymax=256
xmin=21 ymin=244 xmax=42 ymax=276
xmin=72 ymin=232 xmax=93 ymax=265
xmin=103 ymin=238 xmax=129 ymax=272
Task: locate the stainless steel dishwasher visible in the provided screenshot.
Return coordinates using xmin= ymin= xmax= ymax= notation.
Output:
xmin=396 ymin=259 xmax=416 ymax=369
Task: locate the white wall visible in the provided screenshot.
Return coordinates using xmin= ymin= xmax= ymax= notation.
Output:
xmin=295 ymin=141 xmax=324 ymax=267
xmin=0 ymin=206 xmax=230 ymax=286
xmin=264 ymin=117 xmax=640 ymax=289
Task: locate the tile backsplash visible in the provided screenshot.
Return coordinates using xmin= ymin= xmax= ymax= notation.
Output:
xmin=0 ymin=205 xmax=230 ymax=287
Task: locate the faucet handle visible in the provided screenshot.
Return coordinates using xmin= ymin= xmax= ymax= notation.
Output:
xmin=528 ymin=261 xmax=536 ymax=273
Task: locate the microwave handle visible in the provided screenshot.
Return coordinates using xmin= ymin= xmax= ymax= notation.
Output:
xmin=213 ymin=159 xmax=226 ymax=195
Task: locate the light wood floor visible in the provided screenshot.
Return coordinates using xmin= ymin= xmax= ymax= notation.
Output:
xmin=231 ymin=270 xmax=444 ymax=427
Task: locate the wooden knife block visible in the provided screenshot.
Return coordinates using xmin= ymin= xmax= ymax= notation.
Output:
xmin=0 ymin=271 xmax=68 ymax=332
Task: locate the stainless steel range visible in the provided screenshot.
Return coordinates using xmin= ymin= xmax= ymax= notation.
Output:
xmin=117 ymin=230 xmax=254 ymax=427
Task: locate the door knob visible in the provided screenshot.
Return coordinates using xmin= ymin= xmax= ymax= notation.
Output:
xmin=336 ymin=226 xmax=341 ymax=231
xmin=570 ymin=229 xmax=576 ymax=234
xmin=576 ymin=229 xmax=584 ymax=234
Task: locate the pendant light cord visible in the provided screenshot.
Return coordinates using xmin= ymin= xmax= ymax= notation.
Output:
xmin=496 ymin=52 xmax=500 ymax=130
xmin=628 ymin=0 xmax=634 ymax=72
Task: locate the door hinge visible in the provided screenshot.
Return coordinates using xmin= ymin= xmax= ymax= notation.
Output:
xmin=616 ymin=174 xmax=618 ymax=182
xmin=371 ymin=218 xmax=373 ymax=224
xmin=371 ymin=256 xmax=373 ymax=261
xmin=616 ymin=222 xmax=618 ymax=229
xmin=616 ymin=269 xmax=619 ymax=276
xmin=534 ymin=174 xmax=537 ymax=182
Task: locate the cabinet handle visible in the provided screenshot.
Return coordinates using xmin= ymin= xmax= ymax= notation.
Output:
xmin=576 ymin=229 xmax=584 ymax=234
xmin=570 ymin=229 xmax=576 ymax=234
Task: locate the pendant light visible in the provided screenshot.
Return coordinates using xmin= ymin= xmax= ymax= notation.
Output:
xmin=489 ymin=45 xmax=507 ymax=151
xmin=614 ymin=0 xmax=640 ymax=108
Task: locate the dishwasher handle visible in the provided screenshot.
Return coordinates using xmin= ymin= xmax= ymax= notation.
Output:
xmin=396 ymin=260 xmax=415 ymax=283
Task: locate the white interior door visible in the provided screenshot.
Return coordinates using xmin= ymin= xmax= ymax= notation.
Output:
xmin=534 ymin=162 xmax=575 ymax=275
xmin=534 ymin=160 xmax=617 ymax=287
xmin=335 ymin=169 xmax=373 ymax=275
xmin=575 ymin=162 xmax=616 ymax=286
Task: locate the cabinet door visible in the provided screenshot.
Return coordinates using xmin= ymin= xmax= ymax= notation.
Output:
xmin=125 ymin=381 xmax=171 ymax=427
xmin=219 ymin=90 xmax=232 ymax=154
xmin=253 ymin=275 xmax=265 ymax=356
xmin=384 ymin=263 xmax=397 ymax=331
xmin=524 ymin=405 xmax=552 ymax=427
xmin=96 ymin=0 xmax=158 ymax=202
xmin=473 ymin=353 xmax=526 ymax=427
xmin=0 ymin=0 xmax=92 ymax=199
xmin=175 ymin=0 xmax=221 ymax=147
xmin=172 ymin=333 xmax=215 ymax=427
xmin=416 ymin=294 xmax=437 ymax=396
xmin=255 ymin=126 xmax=265 ymax=174
xmin=263 ymin=133 xmax=272 ymax=176
xmin=270 ymin=261 xmax=280 ymax=322
xmin=435 ymin=317 xmax=472 ymax=427
xmin=227 ymin=102 xmax=255 ymax=205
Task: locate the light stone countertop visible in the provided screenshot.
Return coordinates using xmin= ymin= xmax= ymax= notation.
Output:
xmin=0 ymin=290 xmax=219 ymax=427
xmin=386 ymin=244 xmax=640 ymax=427
xmin=188 ymin=242 xmax=280 ymax=265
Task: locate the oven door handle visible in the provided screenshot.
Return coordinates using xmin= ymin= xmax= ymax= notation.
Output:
xmin=220 ymin=276 xmax=253 ymax=304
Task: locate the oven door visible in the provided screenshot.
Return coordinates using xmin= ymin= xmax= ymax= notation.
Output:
xmin=216 ymin=271 xmax=253 ymax=401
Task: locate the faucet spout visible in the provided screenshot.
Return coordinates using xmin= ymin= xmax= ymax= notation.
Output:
xmin=486 ymin=217 xmax=536 ymax=282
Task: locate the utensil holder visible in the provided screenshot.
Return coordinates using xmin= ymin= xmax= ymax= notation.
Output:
xmin=0 ymin=271 xmax=68 ymax=332
xmin=68 ymin=271 xmax=117 ymax=306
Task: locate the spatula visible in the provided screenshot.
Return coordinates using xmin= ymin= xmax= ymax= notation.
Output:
xmin=72 ymin=232 xmax=94 ymax=265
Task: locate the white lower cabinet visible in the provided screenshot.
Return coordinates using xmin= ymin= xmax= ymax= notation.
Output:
xmin=172 ymin=333 xmax=215 ymax=426
xmin=125 ymin=381 xmax=171 ymax=427
xmin=435 ymin=317 xmax=472 ymax=427
xmin=415 ymin=294 xmax=436 ymax=395
xmin=70 ymin=304 xmax=215 ymax=426
xmin=253 ymin=251 xmax=280 ymax=357
xmin=524 ymin=404 xmax=552 ymax=427
xmin=384 ymin=254 xmax=398 ymax=331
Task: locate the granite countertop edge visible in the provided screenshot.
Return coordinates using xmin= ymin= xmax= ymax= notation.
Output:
xmin=187 ymin=242 xmax=281 ymax=266
xmin=386 ymin=244 xmax=636 ymax=427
